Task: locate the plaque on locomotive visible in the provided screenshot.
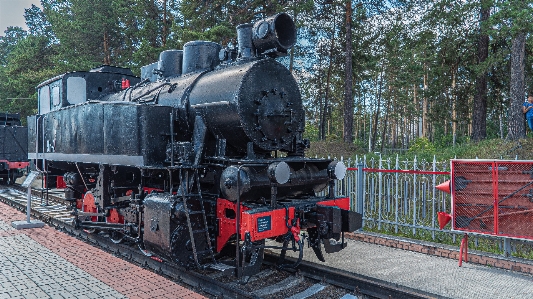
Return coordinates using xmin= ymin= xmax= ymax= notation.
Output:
xmin=257 ymin=216 xmax=272 ymax=233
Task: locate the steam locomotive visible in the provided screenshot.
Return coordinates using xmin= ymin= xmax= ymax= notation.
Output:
xmin=28 ymin=13 xmax=361 ymax=277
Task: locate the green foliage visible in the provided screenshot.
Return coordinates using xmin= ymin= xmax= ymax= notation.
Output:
xmin=173 ymin=24 xmax=234 ymax=45
xmin=365 ymin=221 xmax=533 ymax=260
xmin=303 ymin=123 xmax=320 ymax=141
xmin=404 ymin=137 xmax=533 ymax=161
xmin=311 ymin=135 xmax=533 ymax=164
xmin=0 ymin=0 xmax=532 ymax=154
xmin=407 ymin=137 xmax=436 ymax=155
xmin=0 ymin=31 xmax=54 ymax=120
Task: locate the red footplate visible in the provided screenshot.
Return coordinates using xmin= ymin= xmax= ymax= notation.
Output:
xmin=216 ymin=197 xmax=352 ymax=252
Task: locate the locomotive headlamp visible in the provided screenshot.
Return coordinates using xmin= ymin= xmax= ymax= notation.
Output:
xmin=328 ymin=161 xmax=346 ymax=180
xmin=254 ymin=21 xmax=269 ymax=39
xmin=268 ymin=161 xmax=290 ymax=184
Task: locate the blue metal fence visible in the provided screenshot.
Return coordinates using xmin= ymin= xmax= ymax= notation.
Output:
xmin=340 ymin=156 xmax=450 ymax=237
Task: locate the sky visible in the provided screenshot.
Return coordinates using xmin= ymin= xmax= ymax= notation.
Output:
xmin=0 ymin=0 xmax=41 ymax=35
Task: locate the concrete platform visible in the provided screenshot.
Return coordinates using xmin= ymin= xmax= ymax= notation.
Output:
xmin=0 ymin=201 xmax=207 ymax=299
xmin=274 ymin=235 xmax=533 ymax=299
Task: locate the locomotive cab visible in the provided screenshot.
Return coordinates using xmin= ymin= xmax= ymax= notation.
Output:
xmin=36 ymin=66 xmax=140 ymax=114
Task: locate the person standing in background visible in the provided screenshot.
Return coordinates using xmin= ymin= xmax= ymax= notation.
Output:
xmin=523 ymin=92 xmax=533 ymax=132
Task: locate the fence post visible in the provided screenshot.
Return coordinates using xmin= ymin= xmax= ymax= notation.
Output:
xmin=340 ymin=156 xmax=345 ymax=196
xmin=413 ymin=156 xmax=417 ymax=235
xmin=395 ymin=155 xmax=399 ymax=234
xmin=503 ymin=238 xmax=511 ymax=257
xmin=432 ymin=155 xmax=437 ymax=240
xmin=378 ymin=156 xmax=383 ymax=231
xmin=356 ymin=161 xmax=365 ymax=228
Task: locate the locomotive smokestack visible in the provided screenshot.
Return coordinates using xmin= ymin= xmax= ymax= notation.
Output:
xmin=236 ymin=23 xmax=254 ymax=59
xmin=252 ymin=13 xmax=296 ymax=57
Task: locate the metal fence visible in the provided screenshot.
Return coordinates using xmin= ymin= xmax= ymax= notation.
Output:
xmin=331 ymin=155 xmax=533 ymax=259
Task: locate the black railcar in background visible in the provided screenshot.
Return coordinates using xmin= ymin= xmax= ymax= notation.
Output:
xmin=0 ymin=113 xmax=28 ymax=184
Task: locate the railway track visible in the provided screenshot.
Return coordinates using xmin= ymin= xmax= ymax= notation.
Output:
xmin=0 ymin=184 xmax=439 ymax=299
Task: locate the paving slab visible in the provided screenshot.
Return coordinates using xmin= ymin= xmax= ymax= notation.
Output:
xmin=0 ymin=201 xmax=207 ymax=299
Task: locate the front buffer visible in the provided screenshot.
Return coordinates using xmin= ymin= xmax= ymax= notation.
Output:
xmin=217 ymin=197 xmax=362 ymax=264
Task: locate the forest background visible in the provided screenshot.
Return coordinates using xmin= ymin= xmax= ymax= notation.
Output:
xmin=1 ymin=0 xmax=533 ymax=160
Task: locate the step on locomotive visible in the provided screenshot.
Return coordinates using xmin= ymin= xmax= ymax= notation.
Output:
xmin=28 ymin=12 xmax=362 ymax=277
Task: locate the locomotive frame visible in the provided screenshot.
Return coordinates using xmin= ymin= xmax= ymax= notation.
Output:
xmin=28 ymin=13 xmax=362 ymax=277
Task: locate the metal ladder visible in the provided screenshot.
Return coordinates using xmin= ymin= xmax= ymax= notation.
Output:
xmin=179 ymin=168 xmax=217 ymax=268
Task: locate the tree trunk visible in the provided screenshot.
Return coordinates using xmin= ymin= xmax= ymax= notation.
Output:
xmin=392 ymin=117 xmax=397 ymax=148
xmin=289 ymin=11 xmax=297 ymax=73
xmin=371 ymin=64 xmax=384 ymax=151
xmin=468 ymin=95 xmax=473 ymax=136
xmin=343 ymin=0 xmax=354 ymax=143
xmin=320 ymin=13 xmax=337 ymax=141
xmin=162 ymin=0 xmax=167 ymax=47
xmin=320 ymin=57 xmax=333 ymax=140
xmin=381 ymin=86 xmax=392 ymax=152
xmin=507 ymin=32 xmax=526 ymax=140
xmin=451 ymin=64 xmax=457 ymax=147
xmin=471 ymin=4 xmax=490 ymax=141
xmin=316 ymin=52 xmax=326 ymax=140
xmin=422 ymin=64 xmax=428 ymax=138
xmin=499 ymin=114 xmax=504 ymax=139
xmin=103 ymin=30 xmax=110 ymax=65
xmin=413 ymin=84 xmax=419 ymax=138
xmin=404 ymin=103 xmax=408 ymax=146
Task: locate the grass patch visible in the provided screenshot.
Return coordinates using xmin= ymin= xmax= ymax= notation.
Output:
xmin=307 ymin=138 xmax=533 ymax=162
xmin=363 ymin=223 xmax=533 ymax=260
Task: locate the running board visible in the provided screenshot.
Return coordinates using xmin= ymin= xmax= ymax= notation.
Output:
xmin=76 ymin=212 xmax=106 ymax=217
xmin=79 ymin=221 xmax=125 ymax=231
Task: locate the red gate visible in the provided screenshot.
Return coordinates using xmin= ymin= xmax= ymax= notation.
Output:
xmin=450 ymin=159 xmax=533 ymax=240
